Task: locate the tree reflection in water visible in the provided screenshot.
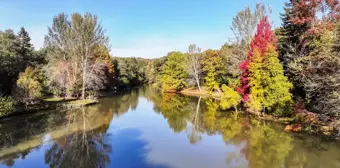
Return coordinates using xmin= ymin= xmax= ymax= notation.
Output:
xmin=243 ymin=119 xmax=293 ymax=168
xmin=146 ymin=92 xmax=294 ymax=168
xmin=2 ymin=87 xmax=340 ymax=168
xmin=186 ymin=96 xmax=203 ymax=144
xmin=45 ymin=107 xmax=112 ymax=168
xmin=151 ymin=93 xmax=191 ymax=133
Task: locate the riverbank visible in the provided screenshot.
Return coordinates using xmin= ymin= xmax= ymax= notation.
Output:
xmin=0 ymin=97 xmax=99 ymax=119
xmin=178 ymin=87 xmax=340 ymax=139
xmin=180 ymin=88 xmax=220 ymax=98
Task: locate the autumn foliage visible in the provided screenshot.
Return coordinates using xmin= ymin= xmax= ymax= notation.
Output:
xmin=239 ymin=17 xmax=293 ymax=114
xmin=238 ymin=17 xmax=277 ymax=102
xmin=291 ymin=0 xmax=340 ymax=37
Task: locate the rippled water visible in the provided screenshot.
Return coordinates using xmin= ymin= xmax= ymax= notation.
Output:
xmin=0 ymin=87 xmax=340 ymax=168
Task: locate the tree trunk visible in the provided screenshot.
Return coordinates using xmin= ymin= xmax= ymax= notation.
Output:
xmin=82 ymin=70 xmax=86 ymax=99
xmin=196 ymin=76 xmax=201 ymax=92
xmin=81 ymin=48 xmax=88 ymax=100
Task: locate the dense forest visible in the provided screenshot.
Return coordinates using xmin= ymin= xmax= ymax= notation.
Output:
xmin=1 ymin=0 xmax=340 ymax=131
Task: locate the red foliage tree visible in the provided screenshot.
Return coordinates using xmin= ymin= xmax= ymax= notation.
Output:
xmin=237 ymin=17 xmax=277 ymax=102
xmin=291 ymin=0 xmax=340 ymax=36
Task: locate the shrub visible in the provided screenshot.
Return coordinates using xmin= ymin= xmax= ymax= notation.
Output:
xmin=0 ymin=96 xmax=14 ymax=117
xmin=15 ymin=67 xmax=45 ymax=104
xmin=219 ymin=84 xmax=242 ymax=111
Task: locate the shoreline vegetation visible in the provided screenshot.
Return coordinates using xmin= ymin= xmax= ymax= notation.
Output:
xmin=1 ymin=86 xmax=337 ymax=139
xmin=0 ymin=97 xmax=99 ymax=119
xmin=1 ymin=1 xmax=340 ymax=141
xmin=179 ymin=88 xmax=338 ymax=138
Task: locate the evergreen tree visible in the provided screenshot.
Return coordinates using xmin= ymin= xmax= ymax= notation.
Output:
xmin=242 ymin=17 xmax=293 ymax=115
xmin=248 ymin=45 xmax=293 ymax=115
xmin=277 ymin=0 xmax=310 ymax=72
xmin=0 ymin=29 xmax=31 ymax=94
xmin=160 ymin=52 xmax=188 ymax=92
xmin=290 ymin=23 xmax=340 ymax=116
xmin=17 ymin=27 xmax=33 ymax=57
xmin=16 ymin=27 xmax=34 ymax=69
xmin=238 ymin=17 xmax=276 ymax=102
xmin=278 ymin=0 xmax=340 ymax=107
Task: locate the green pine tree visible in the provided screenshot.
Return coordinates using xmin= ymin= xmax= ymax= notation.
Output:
xmin=17 ymin=27 xmax=33 ymax=56
xmin=277 ymin=0 xmax=310 ymax=73
xmin=16 ymin=27 xmax=35 ymax=69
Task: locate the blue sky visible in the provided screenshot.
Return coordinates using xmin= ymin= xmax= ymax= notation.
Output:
xmin=0 ymin=0 xmax=287 ymax=58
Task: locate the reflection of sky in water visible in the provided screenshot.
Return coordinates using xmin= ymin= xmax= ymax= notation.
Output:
xmin=2 ymin=90 xmax=340 ymax=168
xmin=1 ymin=144 xmax=52 ymax=168
xmin=108 ymin=97 xmax=248 ymax=168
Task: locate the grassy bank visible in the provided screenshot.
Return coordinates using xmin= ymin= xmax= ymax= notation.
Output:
xmin=179 ymin=87 xmax=220 ymax=99
xmin=0 ymin=97 xmax=99 ymax=119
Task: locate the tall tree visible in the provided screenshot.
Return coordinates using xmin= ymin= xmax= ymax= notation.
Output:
xmin=0 ymin=29 xmax=19 ymax=57
xmin=278 ymin=0 xmax=340 ymax=107
xmin=277 ymin=0 xmax=310 ymax=72
xmin=280 ymin=0 xmax=340 ymax=59
xmin=201 ymin=49 xmax=224 ymax=92
xmin=248 ymin=45 xmax=293 ymax=115
xmin=290 ymin=22 xmax=340 ymax=116
xmin=0 ymin=30 xmax=19 ymax=94
xmin=229 ymin=3 xmax=271 ymax=78
xmin=238 ymin=16 xmax=277 ymax=102
xmin=160 ymin=52 xmax=188 ymax=92
xmin=231 ymin=3 xmax=270 ymax=45
xmin=186 ymin=44 xmax=202 ymax=92
xmin=45 ymin=13 xmax=76 ymax=97
xmin=45 ymin=13 xmax=109 ymax=99
xmin=0 ymin=28 xmax=36 ymax=95
xmin=71 ymin=13 xmax=109 ymax=99
xmin=16 ymin=27 xmax=34 ymax=69
xmin=241 ymin=17 xmax=293 ymax=115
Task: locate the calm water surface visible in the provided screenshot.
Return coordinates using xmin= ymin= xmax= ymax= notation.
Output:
xmin=1 ymin=87 xmax=340 ymax=168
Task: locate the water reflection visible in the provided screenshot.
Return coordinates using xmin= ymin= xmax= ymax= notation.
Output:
xmin=244 ymin=119 xmax=292 ymax=168
xmin=0 ymin=87 xmax=340 ymax=168
xmin=44 ymin=108 xmax=112 ymax=168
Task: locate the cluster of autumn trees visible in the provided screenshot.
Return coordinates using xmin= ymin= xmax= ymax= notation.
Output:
xmin=150 ymin=0 xmax=340 ymax=117
xmin=0 ymin=13 xmax=150 ymax=116
xmin=1 ymin=0 xmax=340 ymax=119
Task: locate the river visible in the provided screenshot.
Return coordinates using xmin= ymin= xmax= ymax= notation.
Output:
xmin=0 ymin=87 xmax=340 ymax=168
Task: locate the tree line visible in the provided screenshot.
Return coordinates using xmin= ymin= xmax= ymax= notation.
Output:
xmin=149 ymin=0 xmax=340 ymax=118
xmin=0 ymin=13 xmax=151 ymax=117
xmin=1 ymin=0 xmax=340 ymax=119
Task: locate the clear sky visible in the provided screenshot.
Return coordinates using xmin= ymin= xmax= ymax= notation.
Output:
xmin=0 ymin=0 xmax=287 ymax=58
